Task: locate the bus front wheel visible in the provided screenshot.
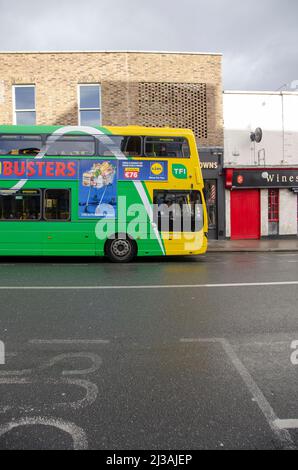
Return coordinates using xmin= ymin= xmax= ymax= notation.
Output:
xmin=105 ymin=236 xmax=137 ymax=263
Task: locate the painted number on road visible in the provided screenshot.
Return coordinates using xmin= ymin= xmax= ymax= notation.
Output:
xmin=290 ymin=341 xmax=298 ymax=365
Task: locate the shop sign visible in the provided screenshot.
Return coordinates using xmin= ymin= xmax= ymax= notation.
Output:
xmin=231 ymin=169 xmax=298 ymax=188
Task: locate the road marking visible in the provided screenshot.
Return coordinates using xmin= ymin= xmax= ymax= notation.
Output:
xmin=275 ymin=419 xmax=298 ymax=430
xmin=0 ymin=351 xmax=103 ymax=376
xmin=0 ymin=280 xmax=298 ymax=290
xmin=238 ymin=340 xmax=290 ymax=347
xmin=0 ymin=417 xmax=88 ymax=450
xmin=0 ymin=341 xmax=4 ymax=365
xmin=277 ymin=254 xmax=298 ymax=257
xmin=51 ymin=264 xmax=89 ymax=266
xmin=29 ymin=339 xmax=110 ymax=345
xmin=0 ymin=377 xmax=98 ymax=412
xmin=180 ymin=337 xmax=295 ymax=450
xmin=38 ymin=352 xmax=103 ymax=375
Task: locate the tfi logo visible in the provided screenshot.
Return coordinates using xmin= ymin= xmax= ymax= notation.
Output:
xmin=0 ymin=340 xmax=4 ymax=365
xmin=172 ymin=164 xmax=187 ymax=179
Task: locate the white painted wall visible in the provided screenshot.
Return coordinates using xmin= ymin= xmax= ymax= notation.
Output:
xmin=224 ymin=91 xmax=298 ymax=168
xmin=225 ymin=190 xmax=231 ymax=238
xmin=283 ymin=94 xmax=298 ymax=166
xmin=260 ymin=190 xmax=269 ymax=237
xmin=279 ymin=190 xmax=297 ymax=235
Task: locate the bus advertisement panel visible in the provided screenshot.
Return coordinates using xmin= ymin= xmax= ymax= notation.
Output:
xmin=118 ymin=160 xmax=168 ymax=182
xmin=79 ymin=160 xmax=117 ymax=219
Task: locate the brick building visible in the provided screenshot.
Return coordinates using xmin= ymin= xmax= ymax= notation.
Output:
xmin=0 ymin=50 xmax=225 ymax=238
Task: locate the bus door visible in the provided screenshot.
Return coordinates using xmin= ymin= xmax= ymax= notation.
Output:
xmin=42 ymin=189 xmax=96 ymax=255
xmin=0 ymin=188 xmax=44 ymax=255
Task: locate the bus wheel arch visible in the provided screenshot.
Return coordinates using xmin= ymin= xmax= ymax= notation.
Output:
xmin=104 ymin=233 xmax=138 ymax=263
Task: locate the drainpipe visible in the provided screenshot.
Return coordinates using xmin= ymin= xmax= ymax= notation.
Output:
xmin=281 ymin=92 xmax=285 ymax=164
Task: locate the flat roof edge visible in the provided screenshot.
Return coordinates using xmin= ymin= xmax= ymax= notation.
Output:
xmin=224 ymin=90 xmax=298 ymax=95
xmin=0 ymin=50 xmax=222 ymax=56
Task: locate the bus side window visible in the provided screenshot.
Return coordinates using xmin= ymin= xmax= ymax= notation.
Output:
xmin=44 ymin=189 xmax=70 ymax=221
xmin=45 ymin=135 xmax=95 ymax=156
xmin=144 ymin=137 xmax=190 ymax=158
xmin=0 ymin=135 xmax=42 ymax=156
xmin=122 ymin=136 xmax=142 ymax=156
xmin=0 ymin=189 xmax=41 ymax=220
xmin=153 ymin=190 xmax=202 ymax=232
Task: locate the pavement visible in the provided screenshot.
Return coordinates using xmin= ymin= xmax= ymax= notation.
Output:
xmin=208 ymin=238 xmax=298 ymax=252
xmin=0 ymin=252 xmax=298 ymax=450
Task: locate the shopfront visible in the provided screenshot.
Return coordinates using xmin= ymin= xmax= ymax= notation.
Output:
xmin=225 ymin=168 xmax=298 ymax=239
xmin=199 ymin=148 xmax=225 ymax=240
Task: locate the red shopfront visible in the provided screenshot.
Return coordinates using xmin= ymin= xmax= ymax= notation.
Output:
xmin=226 ymin=168 xmax=298 ymax=240
xmin=230 ymin=189 xmax=260 ymax=240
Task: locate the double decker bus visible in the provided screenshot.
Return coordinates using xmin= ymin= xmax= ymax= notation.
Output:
xmin=0 ymin=125 xmax=208 ymax=262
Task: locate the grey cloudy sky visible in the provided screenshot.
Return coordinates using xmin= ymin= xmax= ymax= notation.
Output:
xmin=0 ymin=0 xmax=297 ymax=90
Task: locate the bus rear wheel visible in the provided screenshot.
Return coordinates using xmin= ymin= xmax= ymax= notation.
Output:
xmin=105 ymin=236 xmax=136 ymax=263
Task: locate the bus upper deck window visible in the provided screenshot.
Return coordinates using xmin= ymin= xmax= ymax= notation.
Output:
xmin=46 ymin=135 xmax=95 ymax=156
xmin=122 ymin=136 xmax=142 ymax=156
xmin=144 ymin=137 xmax=190 ymax=158
xmin=98 ymin=136 xmax=142 ymax=157
xmin=0 ymin=135 xmax=42 ymax=156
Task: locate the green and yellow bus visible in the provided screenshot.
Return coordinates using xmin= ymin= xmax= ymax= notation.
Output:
xmin=0 ymin=125 xmax=208 ymax=262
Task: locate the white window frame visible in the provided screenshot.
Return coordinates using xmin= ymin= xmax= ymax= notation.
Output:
xmin=78 ymin=84 xmax=102 ymax=126
xmin=13 ymin=85 xmax=36 ymax=125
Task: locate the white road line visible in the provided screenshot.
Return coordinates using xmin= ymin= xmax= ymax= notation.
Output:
xmin=0 ymin=281 xmax=298 ymax=290
xmin=275 ymin=419 xmax=298 ymax=430
xmin=180 ymin=337 xmax=295 ymax=450
xmin=277 ymin=254 xmax=298 ymax=257
xmin=51 ymin=264 xmax=89 ymax=266
xmin=0 ymin=417 xmax=88 ymax=450
xmin=29 ymin=339 xmax=110 ymax=345
xmin=37 ymin=352 xmax=103 ymax=376
xmin=236 ymin=340 xmax=291 ymax=347
xmin=0 ymin=377 xmax=98 ymax=412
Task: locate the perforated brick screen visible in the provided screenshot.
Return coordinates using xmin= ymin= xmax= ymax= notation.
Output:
xmin=138 ymin=82 xmax=208 ymax=139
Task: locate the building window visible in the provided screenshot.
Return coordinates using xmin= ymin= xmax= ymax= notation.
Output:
xmin=79 ymin=85 xmax=101 ymax=126
xmin=13 ymin=85 xmax=36 ymax=125
xmin=268 ymin=189 xmax=279 ymax=236
xmin=205 ymin=180 xmax=217 ymax=230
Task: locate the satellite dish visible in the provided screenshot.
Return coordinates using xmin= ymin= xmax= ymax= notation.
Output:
xmin=250 ymin=127 xmax=263 ymax=143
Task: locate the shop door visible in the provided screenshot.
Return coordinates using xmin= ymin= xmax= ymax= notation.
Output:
xmin=205 ymin=180 xmax=217 ymax=239
xmin=231 ymin=189 xmax=260 ymax=240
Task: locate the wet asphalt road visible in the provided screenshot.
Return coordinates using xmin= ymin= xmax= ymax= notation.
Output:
xmin=0 ymin=252 xmax=298 ymax=450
